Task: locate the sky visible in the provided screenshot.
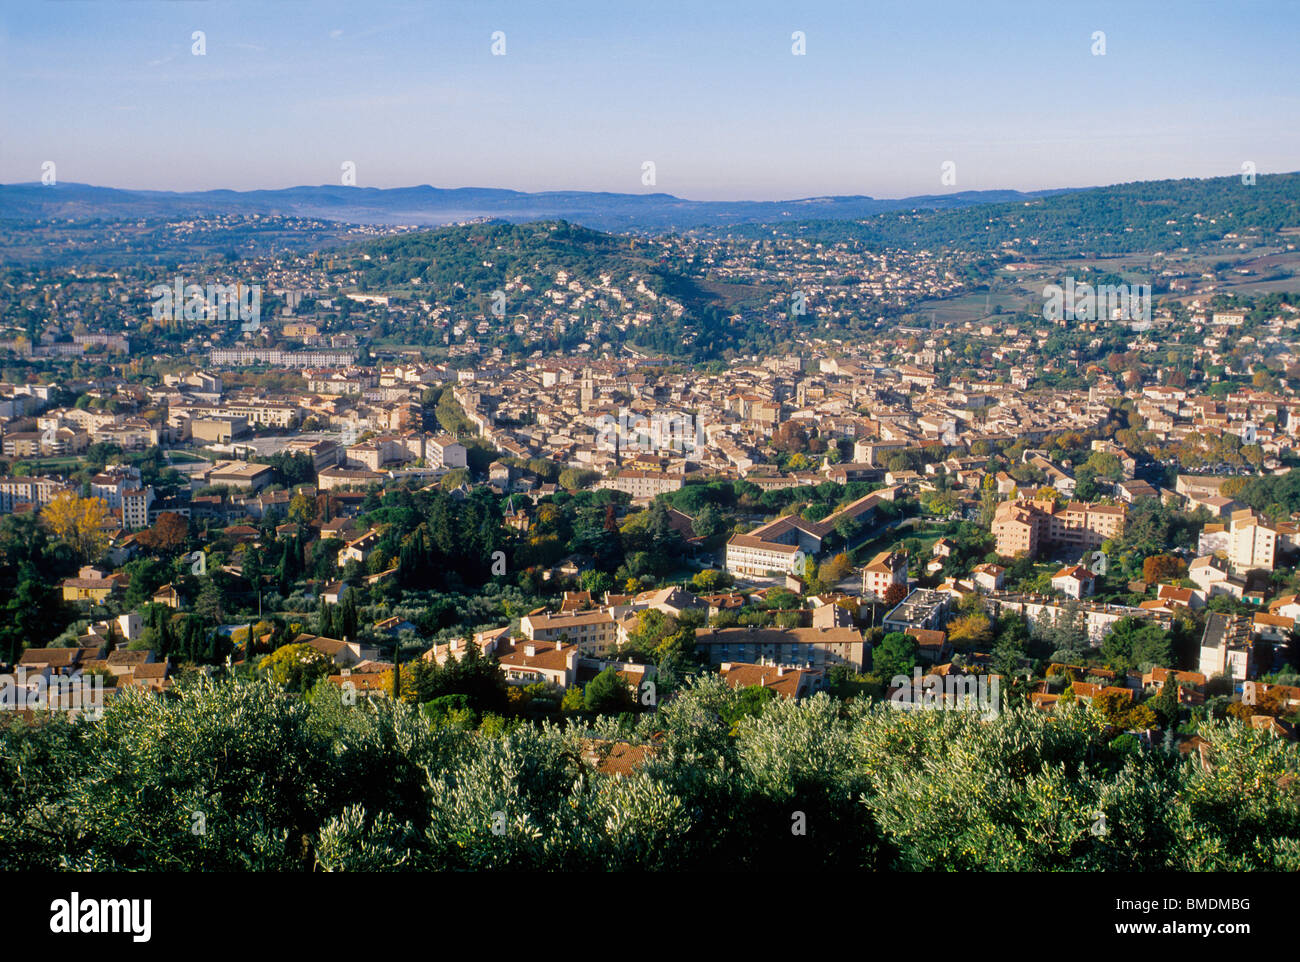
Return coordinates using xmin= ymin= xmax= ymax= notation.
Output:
xmin=1 ymin=0 xmax=1298 ymax=200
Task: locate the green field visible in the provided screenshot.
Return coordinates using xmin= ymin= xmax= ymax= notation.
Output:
xmin=850 ymin=518 xmax=949 ymax=565
xmin=10 ymin=456 xmax=82 ymax=474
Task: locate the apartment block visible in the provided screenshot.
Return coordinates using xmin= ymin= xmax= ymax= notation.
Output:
xmin=1226 ymin=508 xmax=1278 ymax=573
xmin=991 ymin=498 xmax=1126 ymax=559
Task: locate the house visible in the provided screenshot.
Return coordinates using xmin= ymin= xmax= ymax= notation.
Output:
xmin=1252 ymin=612 xmax=1294 ymax=643
xmin=810 ymin=598 xmax=856 ymax=629
xmin=337 ymin=529 xmax=381 ymax=569
xmin=17 ymin=647 xmax=84 ymax=676
xmin=125 ymin=661 xmax=172 ymax=692
xmin=862 ymin=550 xmax=908 ymax=601
xmin=1116 ymin=479 xmax=1159 ymax=503
xmin=89 ymin=612 xmax=144 ymax=644
xmin=699 ymin=592 xmax=746 ymax=617
xmin=60 ymin=566 xmax=126 ymax=604
xmin=723 ymin=530 xmax=802 ymax=578
xmin=1188 ymin=555 xmax=1230 ymax=593
xmin=905 ymin=627 xmax=950 ymax=665
xmin=1187 ymin=493 xmax=1237 ymax=517
xmin=629 ymin=585 xmax=707 ymax=620
xmin=424 ymin=627 xmax=512 ymax=666
xmin=294 ymin=633 xmax=380 ymax=667
xmin=94 ymin=649 xmax=156 ymax=688
xmin=579 ymin=738 xmax=657 ymax=777
xmin=1249 ymin=714 xmax=1296 ymax=739
xmin=972 ymin=563 xmax=1006 ymax=592
xmin=319 ymin=517 xmax=357 ymax=541
xmin=1156 ymin=583 xmax=1204 ymax=610
xmin=1071 ymin=682 xmax=1135 ymax=705
xmin=718 ymin=661 xmax=822 ymax=699
xmin=317 ymin=466 xmax=386 ymax=491
xmin=724 ymin=489 xmax=893 ymax=577
xmin=1254 ymin=682 xmax=1300 ymax=711
xmin=1143 ymin=666 xmax=1207 ymax=695
xmin=427 ymin=435 xmax=468 ymax=469
xmin=1026 ymin=455 xmax=1076 ymax=497
xmin=328 ymin=669 xmax=393 ymax=698
xmin=223 ymin=524 xmax=260 ymax=545
xmin=599 ymin=469 xmax=686 ymax=502
xmin=373 ymin=616 xmax=417 ymax=636
xmin=664 ymin=507 xmax=699 ymax=541
xmin=560 ymin=590 xmax=594 ymax=612
xmin=1269 ymin=594 xmax=1300 ymax=622
xmin=496 ymin=639 xmax=580 ymax=688
xmin=1051 ymin=565 xmax=1096 ymax=600
xmin=151 ymin=583 xmax=182 ymax=609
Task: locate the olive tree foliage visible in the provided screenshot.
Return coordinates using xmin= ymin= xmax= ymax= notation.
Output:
xmin=1 ymin=672 xmax=1297 ymax=871
xmin=852 ymin=701 xmax=1183 ymax=871
xmin=410 ymin=724 xmax=689 ymax=871
xmin=1170 ymin=720 xmax=1300 ymax=871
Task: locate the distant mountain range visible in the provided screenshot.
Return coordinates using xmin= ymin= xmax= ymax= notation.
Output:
xmin=0 ymin=181 xmax=1072 ymax=232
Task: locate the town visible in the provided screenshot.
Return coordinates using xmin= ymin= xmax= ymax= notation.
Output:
xmin=2 ymin=0 xmax=1299 ymax=877
xmin=2 ymin=210 xmax=1299 ymax=750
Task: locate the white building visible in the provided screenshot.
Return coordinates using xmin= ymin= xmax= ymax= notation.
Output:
xmin=1197 ymin=612 xmax=1253 ymax=683
xmin=427 ymin=435 xmax=468 ymax=469
xmin=1227 ymin=509 xmax=1278 ymax=573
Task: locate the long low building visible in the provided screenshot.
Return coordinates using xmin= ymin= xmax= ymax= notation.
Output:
xmin=317 ymin=465 xmax=386 ymax=490
xmin=0 ymin=476 xmax=73 ymax=513
xmin=598 ymin=469 xmax=686 ymax=501
xmin=520 ymin=608 xmax=620 ymax=655
xmin=724 ymin=487 xmax=897 ymax=578
xmin=205 ymin=460 xmax=275 ymax=491
xmin=724 ymin=532 xmax=803 ymax=578
xmin=693 ymin=625 xmax=867 ymax=672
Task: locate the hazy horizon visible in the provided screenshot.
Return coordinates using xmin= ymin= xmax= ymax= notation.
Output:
xmin=3 ymin=0 xmax=1299 ymax=200
xmin=6 ymin=169 xmax=1297 ymax=206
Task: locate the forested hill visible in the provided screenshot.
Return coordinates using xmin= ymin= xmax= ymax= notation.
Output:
xmin=342 ymin=220 xmax=783 ymax=360
xmin=344 ymin=220 xmax=648 ymax=290
xmin=706 ymin=172 xmax=1300 ymax=254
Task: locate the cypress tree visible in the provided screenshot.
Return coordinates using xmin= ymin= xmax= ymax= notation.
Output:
xmin=339 ymin=590 xmax=358 ymax=639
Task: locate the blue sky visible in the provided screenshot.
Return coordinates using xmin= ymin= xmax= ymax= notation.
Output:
xmin=1 ymin=0 xmax=1297 ymax=199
